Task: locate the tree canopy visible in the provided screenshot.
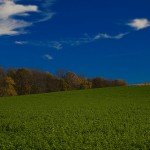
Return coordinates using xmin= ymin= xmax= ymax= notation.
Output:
xmin=0 ymin=67 xmax=127 ymax=97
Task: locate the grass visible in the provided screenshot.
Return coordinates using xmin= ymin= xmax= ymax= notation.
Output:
xmin=0 ymin=86 xmax=150 ymax=150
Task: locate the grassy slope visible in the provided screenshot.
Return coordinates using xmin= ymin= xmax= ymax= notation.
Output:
xmin=0 ymin=86 xmax=150 ymax=150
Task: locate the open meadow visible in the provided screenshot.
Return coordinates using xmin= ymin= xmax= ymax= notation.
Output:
xmin=0 ymin=86 xmax=150 ymax=149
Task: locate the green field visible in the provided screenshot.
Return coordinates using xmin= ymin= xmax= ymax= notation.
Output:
xmin=0 ymin=86 xmax=150 ymax=150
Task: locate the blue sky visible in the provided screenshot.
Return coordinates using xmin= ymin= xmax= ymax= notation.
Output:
xmin=0 ymin=0 xmax=150 ymax=84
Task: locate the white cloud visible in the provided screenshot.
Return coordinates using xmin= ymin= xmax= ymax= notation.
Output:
xmin=0 ymin=19 xmax=31 ymax=35
xmin=0 ymin=0 xmax=55 ymax=36
xmin=0 ymin=0 xmax=38 ymax=36
xmin=43 ymin=54 xmax=53 ymax=60
xmin=127 ymin=18 xmax=150 ymax=30
xmin=0 ymin=0 xmax=38 ymax=19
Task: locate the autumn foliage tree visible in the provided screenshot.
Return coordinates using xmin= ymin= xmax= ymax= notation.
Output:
xmin=0 ymin=67 xmax=127 ymax=97
xmin=112 ymin=79 xmax=127 ymax=86
xmin=0 ymin=76 xmax=17 ymax=96
xmin=8 ymin=69 xmax=33 ymax=95
xmin=91 ymin=77 xmax=126 ymax=88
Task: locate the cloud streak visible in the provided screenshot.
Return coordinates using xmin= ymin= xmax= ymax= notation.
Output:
xmin=19 ymin=32 xmax=127 ymax=50
xmin=94 ymin=33 xmax=128 ymax=40
xmin=15 ymin=40 xmax=28 ymax=45
xmin=43 ymin=54 xmax=53 ymax=60
xmin=36 ymin=0 xmax=56 ymax=23
xmin=49 ymin=41 xmax=63 ymax=50
xmin=52 ymin=32 xmax=128 ymax=49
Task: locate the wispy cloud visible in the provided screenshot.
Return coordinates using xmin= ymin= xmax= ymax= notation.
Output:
xmin=15 ymin=41 xmax=28 ymax=45
xmin=16 ymin=32 xmax=128 ymax=50
xmin=127 ymin=18 xmax=150 ymax=30
xmin=43 ymin=54 xmax=53 ymax=60
xmin=49 ymin=41 xmax=63 ymax=50
xmin=36 ymin=0 xmax=56 ymax=23
xmin=51 ymin=32 xmax=128 ymax=49
xmin=0 ymin=0 xmax=55 ymax=36
xmin=94 ymin=33 xmax=128 ymax=40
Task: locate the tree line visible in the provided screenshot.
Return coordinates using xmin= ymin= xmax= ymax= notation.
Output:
xmin=0 ymin=67 xmax=127 ymax=97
